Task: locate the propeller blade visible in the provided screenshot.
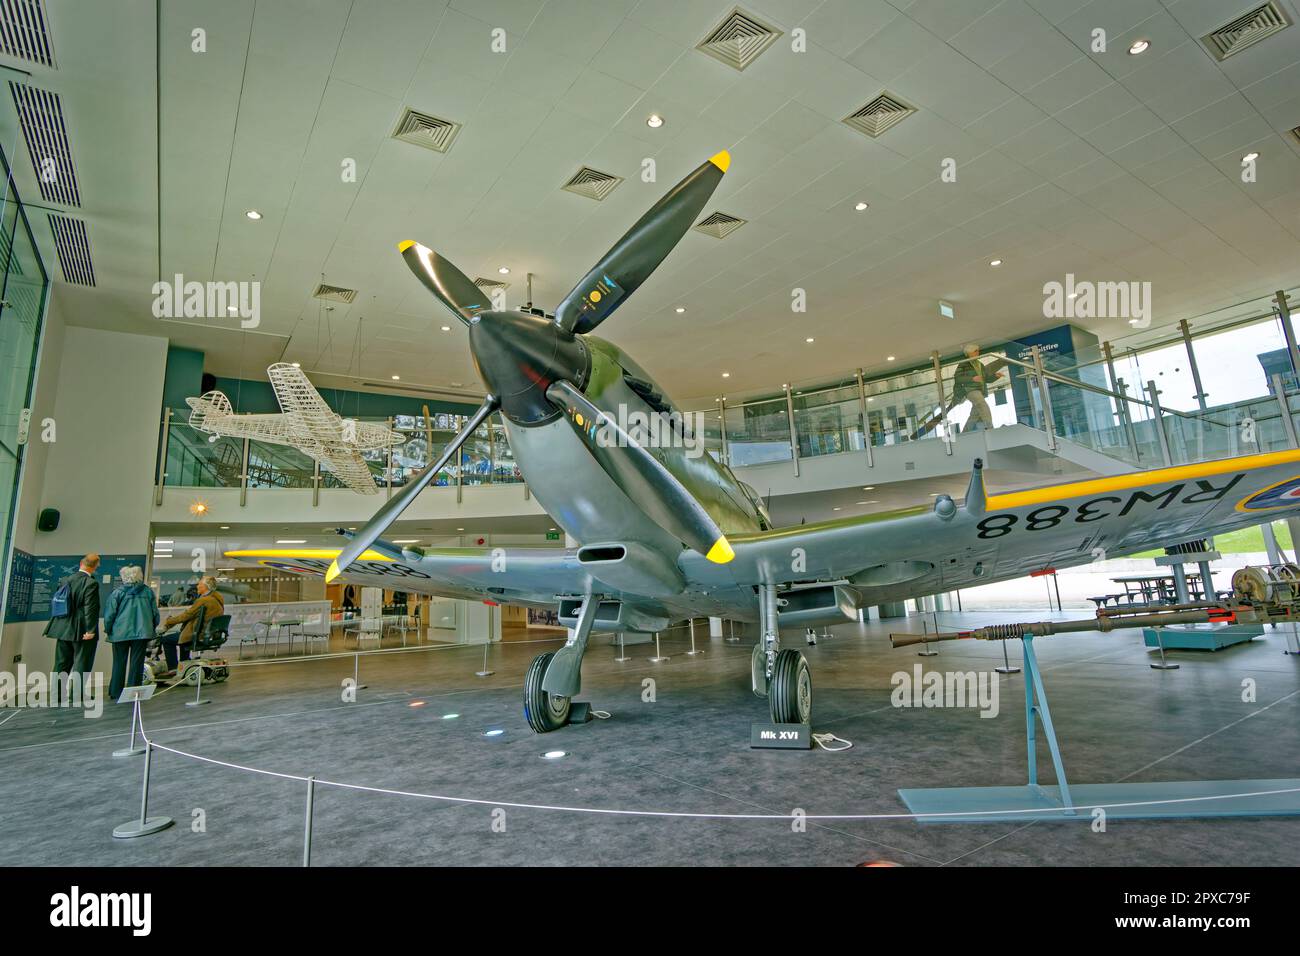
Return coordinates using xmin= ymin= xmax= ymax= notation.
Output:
xmin=554 ymin=151 xmax=729 ymax=335
xmin=397 ymin=240 xmax=491 ymax=325
xmin=546 ymin=379 xmax=733 ymax=564
xmin=325 ymin=395 xmax=500 ymax=583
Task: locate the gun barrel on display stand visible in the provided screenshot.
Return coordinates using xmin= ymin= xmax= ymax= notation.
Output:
xmin=889 ymin=609 xmax=1215 ymax=648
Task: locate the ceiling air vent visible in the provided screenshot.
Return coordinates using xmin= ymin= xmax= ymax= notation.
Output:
xmin=313 ymin=283 xmax=357 ymax=304
xmin=694 ymin=212 xmax=747 ymax=239
xmin=561 ymin=166 xmax=622 ymax=201
xmin=392 ymin=107 xmax=461 ymax=153
xmin=48 ymin=214 xmax=94 ymax=286
xmin=0 ymin=0 xmax=55 ymax=66
xmin=696 ymin=6 xmax=782 ymax=71
xmin=843 ymin=92 xmax=917 ymax=138
xmin=1202 ymin=2 xmax=1292 ymax=59
xmin=9 ymin=82 xmax=80 ymax=206
xmin=474 ymin=277 xmax=510 ymax=291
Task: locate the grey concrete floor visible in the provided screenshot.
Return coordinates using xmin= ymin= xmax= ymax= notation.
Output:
xmin=2 ymin=612 xmax=1298 ymax=867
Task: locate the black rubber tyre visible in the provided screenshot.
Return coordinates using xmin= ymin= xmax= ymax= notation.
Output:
xmin=769 ymin=649 xmax=812 ymax=724
xmin=523 ymin=652 xmax=571 ymax=733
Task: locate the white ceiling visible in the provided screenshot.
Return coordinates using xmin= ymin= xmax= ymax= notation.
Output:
xmin=8 ymin=0 xmax=1300 ymax=403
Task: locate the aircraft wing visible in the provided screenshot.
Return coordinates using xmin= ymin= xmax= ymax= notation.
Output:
xmin=315 ymin=445 xmax=382 ymax=494
xmin=225 ymin=546 xmax=593 ymax=605
xmin=679 ymin=449 xmax=1300 ymax=604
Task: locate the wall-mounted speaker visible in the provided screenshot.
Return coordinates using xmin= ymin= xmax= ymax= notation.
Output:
xmin=37 ymin=508 xmax=59 ymax=532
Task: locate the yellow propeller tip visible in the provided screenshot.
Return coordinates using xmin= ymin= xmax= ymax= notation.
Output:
xmin=324 ymin=560 xmax=341 ymax=584
xmin=706 ymin=536 xmax=735 ymax=564
xmin=708 ymin=150 xmax=731 ymax=172
xmin=397 ymin=240 xmax=416 ymax=253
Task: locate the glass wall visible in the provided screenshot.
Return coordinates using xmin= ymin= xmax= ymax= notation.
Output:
xmin=0 ymin=144 xmax=50 ymax=607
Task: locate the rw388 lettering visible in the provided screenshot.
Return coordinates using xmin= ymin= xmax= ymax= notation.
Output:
xmin=975 ymin=475 xmax=1244 ymax=540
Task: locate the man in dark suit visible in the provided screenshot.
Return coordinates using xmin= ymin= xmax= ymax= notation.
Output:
xmin=43 ymin=553 xmax=102 ymax=677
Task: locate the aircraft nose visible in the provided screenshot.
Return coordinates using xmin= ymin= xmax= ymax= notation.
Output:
xmin=468 ymin=311 xmax=589 ymax=425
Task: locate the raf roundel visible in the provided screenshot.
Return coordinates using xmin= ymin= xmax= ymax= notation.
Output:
xmin=1237 ymin=475 xmax=1300 ymax=511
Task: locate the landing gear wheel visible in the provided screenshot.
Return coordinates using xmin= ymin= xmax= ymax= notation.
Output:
xmin=769 ymin=649 xmax=811 ymax=724
xmin=523 ymin=652 xmax=571 ymax=733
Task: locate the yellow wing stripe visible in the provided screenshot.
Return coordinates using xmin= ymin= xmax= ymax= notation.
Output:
xmin=986 ymin=448 xmax=1300 ymax=511
xmin=223 ymin=548 xmax=394 ymax=562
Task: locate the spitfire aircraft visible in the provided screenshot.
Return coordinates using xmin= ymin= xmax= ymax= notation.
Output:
xmin=228 ymin=151 xmax=1300 ymax=733
xmin=188 ymin=363 xmax=405 ymax=494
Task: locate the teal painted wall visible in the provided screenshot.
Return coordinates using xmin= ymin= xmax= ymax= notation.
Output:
xmin=162 ymin=346 xmax=205 ymax=410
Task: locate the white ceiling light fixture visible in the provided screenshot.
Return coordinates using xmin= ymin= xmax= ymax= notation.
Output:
xmin=245 ymin=209 xmax=262 ymax=220
xmin=675 ymin=307 xmax=685 ymax=313
xmin=391 ymin=375 xmax=400 ymax=380
xmin=498 ymin=266 xmax=510 ymax=275
xmin=440 ymin=325 xmax=451 ymax=332
xmin=990 ymin=258 xmax=1003 ymax=267
xmin=1242 ymin=151 xmax=1260 ymax=163
xmin=805 ymin=337 xmax=815 ymax=343
xmin=276 ymin=539 xmax=306 ymax=545
xmin=722 ymin=372 xmax=731 ymax=378
xmin=646 ymin=114 xmax=664 ymax=128
xmin=1127 ymin=39 xmax=1150 ymax=54
xmin=854 ymin=201 xmax=868 ymax=211
xmin=886 ymin=356 xmax=895 ymax=361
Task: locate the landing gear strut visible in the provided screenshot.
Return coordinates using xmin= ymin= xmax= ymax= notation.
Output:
xmin=755 ymin=583 xmax=813 ymax=724
xmin=524 ymin=595 xmax=598 ymax=734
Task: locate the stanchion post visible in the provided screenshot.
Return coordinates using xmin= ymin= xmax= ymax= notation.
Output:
xmin=303 ymin=776 xmax=316 ymax=867
xmin=995 ymin=638 xmax=1021 ymax=675
xmin=917 ymin=618 xmax=938 ymax=657
xmin=113 ymin=697 xmax=146 ymax=758
xmin=686 ymin=618 xmax=703 ymax=656
xmin=475 ymin=640 xmax=494 ymax=678
xmin=185 ymin=664 xmax=210 ymax=707
xmin=113 ymin=742 xmax=174 ymax=838
xmin=353 ymin=652 xmax=367 ymax=691
xmin=1150 ymin=627 xmax=1180 ymax=670
xmin=649 ymin=631 xmax=669 ymax=663
xmin=725 ymin=618 xmax=740 ymax=643
xmin=614 ymin=632 xmax=630 ymax=663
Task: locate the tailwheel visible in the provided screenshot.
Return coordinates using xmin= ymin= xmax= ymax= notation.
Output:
xmin=523 ymin=652 xmax=571 ymax=733
xmin=769 ymin=649 xmax=811 ymax=725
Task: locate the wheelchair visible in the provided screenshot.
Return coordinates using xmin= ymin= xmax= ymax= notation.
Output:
xmin=152 ymin=611 xmax=232 ymax=685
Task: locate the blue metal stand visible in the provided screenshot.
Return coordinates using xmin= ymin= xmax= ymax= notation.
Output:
xmin=898 ymin=634 xmax=1300 ymax=823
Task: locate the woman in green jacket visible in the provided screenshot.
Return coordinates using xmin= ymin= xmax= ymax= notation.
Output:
xmin=103 ymin=566 xmax=159 ymax=700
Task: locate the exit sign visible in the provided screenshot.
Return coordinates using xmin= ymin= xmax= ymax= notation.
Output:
xmin=546 ymin=531 xmax=561 ymax=541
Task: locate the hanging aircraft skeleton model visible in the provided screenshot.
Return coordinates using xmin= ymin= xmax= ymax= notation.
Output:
xmin=187 ymin=363 xmax=404 ymax=494
xmin=228 ymin=151 xmax=1300 ymax=733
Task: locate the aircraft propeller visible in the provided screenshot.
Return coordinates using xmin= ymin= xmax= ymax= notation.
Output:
xmin=329 ymin=152 xmax=732 ymax=582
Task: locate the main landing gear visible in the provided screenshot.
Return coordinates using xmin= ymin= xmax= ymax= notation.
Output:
xmin=524 ymin=595 xmax=598 ymax=734
xmin=752 ymin=584 xmax=812 ymax=725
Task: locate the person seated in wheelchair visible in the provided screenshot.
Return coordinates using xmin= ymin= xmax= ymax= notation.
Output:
xmin=156 ymin=575 xmax=224 ymax=680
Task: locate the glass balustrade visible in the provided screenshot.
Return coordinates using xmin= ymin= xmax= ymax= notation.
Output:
xmin=155 ymin=285 xmax=1300 ymax=505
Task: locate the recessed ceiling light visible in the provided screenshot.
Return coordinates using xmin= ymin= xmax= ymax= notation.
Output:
xmin=391 ymin=375 xmax=400 ymax=380
xmin=498 ymin=266 xmax=510 ymax=275
xmin=854 ymin=201 xmax=868 ymax=211
xmin=1242 ymin=151 xmax=1259 ymax=163
xmin=392 ymin=539 xmax=419 ymax=544
xmin=440 ymin=325 xmax=451 ymax=332
xmin=863 ymin=486 xmax=874 ymax=491
xmin=832 ymin=506 xmax=842 ymax=511
xmin=1067 ymin=292 xmax=1078 ymax=299
xmin=990 ymin=258 xmax=1003 ymax=267
xmin=245 ymin=209 xmax=262 ymax=220
xmin=219 ymin=525 xmax=230 ymax=530
xmin=290 ymin=361 xmax=301 ymax=367
xmin=226 ymin=306 xmax=237 ymax=314
xmin=276 ymin=539 xmax=306 ymax=544
xmin=441 ymin=713 xmax=460 ymax=720
xmin=675 ymin=307 xmax=685 ymax=313
xmin=154 ymin=539 xmax=173 ymax=544
xmin=646 ymin=114 xmax=664 ymax=128
xmin=542 ymin=750 xmax=567 ymax=759
xmin=805 ymin=337 xmax=814 ymax=343
xmin=409 ymin=700 xmax=426 ymax=708
xmin=456 ymin=527 xmax=465 ymax=531
xmin=549 ymin=527 xmax=557 ymax=532
xmin=1128 ymin=39 xmax=1150 ymax=55
xmin=886 ymin=356 xmax=895 ymax=361
xmin=722 ymin=372 xmax=730 ymax=378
